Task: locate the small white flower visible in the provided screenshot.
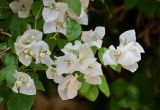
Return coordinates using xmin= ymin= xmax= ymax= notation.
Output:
xmin=14 ymin=29 xmax=43 ymax=66
xmin=46 ymin=66 xmax=63 ymax=83
xmin=12 ymin=71 xmax=36 ymax=95
xmin=15 ymin=29 xmax=43 ymax=52
xmin=83 ymin=58 xmax=102 ymax=84
xmin=81 ymin=26 xmax=105 ymax=48
xmin=34 ymin=41 xmax=54 ymax=66
xmin=61 ymin=40 xmax=82 ymax=55
xmin=43 ymin=2 xmax=68 ymax=34
xmin=58 ymin=74 xmax=81 ymax=100
xmin=103 ymin=30 xmax=144 ymax=72
xmin=9 ymin=0 xmax=33 ymax=18
xmin=55 ymin=54 xmax=78 ymax=75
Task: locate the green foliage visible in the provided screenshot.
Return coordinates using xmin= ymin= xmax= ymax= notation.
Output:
xmin=80 ymin=85 xmax=99 ymax=102
xmin=109 ymin=64 xmax=121 ymax=73
xmin=66 ymin=0 xmax=81 ymax=16
xmin=31 ymin=1 xmax=43 ymax=19
xmin=66 ymin=20 xmax=82 ymax=41
xmin=2 ymin=53 xmax=17 ymax=66
xmin=0 ymin=65 xmax=16 ymax=88
xmin=98 ymin=47 xmax=108 ymax=65
xmin=7 ymin=93 xmax=35 ymax=110
xmin=98 ymin=75 xmax=110 ymax=97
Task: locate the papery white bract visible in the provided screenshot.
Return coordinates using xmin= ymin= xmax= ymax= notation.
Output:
xmin=42 ymin=1 xmax=68 ymax=34
xmin=58 ymin=74 xmax=81 ymax=100
xmin=12 ymin=71 xmax=36 ymax=95
xmin=103 ymin=30 xmax=144 ymax=72
xmin=9 ymin=0 xmax=33 ymax=18
xmin=14 ymin=29 xmax=43 ymax=66
xmin=34 ymin=41 xmax=54 ymax=66
xmin=81 ymin=26 xmax=105 ymax=48
xmin=46 ymin=66 xmax=63 ymax=83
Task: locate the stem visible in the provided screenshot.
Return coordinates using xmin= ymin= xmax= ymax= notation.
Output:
xmin=49 ymin=33 xmax=58 ymax=39
xmin=34 ymin=5 xmax=43 ymax=29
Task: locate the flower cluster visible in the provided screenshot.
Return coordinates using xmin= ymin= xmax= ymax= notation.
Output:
xmin=9 ymin=0 xmax=33 ymax=18
xmin=42 ymin=0 xmax=89 ymax=34
xmin=14 ymin=29 xmax=54 ymax=66
xmin=12 ymin=71 xmax=36 ymax=95
xmin=46 ymin=40 xmax=103 ymax=100
xmin=103 ymin=30 xmax=145 ymax=72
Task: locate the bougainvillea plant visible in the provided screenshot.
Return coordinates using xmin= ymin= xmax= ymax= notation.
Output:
xmin=0 ymin=0 xmax=144 ymax=110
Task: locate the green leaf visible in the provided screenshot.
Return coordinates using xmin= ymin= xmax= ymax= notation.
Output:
xmin=7 ymin=93 xmax=35 ymax=110
xmin=0 ymin=65 xmax=16 ymax=88
xmin=9 ymin=15 xmax=27 ymax=38
xmin=29 ymin=62 xmax=47 ymax=71
xmin=91 ymin=46 xmax=98 ymax=55
xmin=66 ymin=20 xmax=82 ymax=41
xmin=58 ymin=39 xmax=68 ymax=49
xmin=98 ymin=75 xmax=110 ymax=97
xmin=79 ymin=81 xmax=90 ymax=94
xmin=110 ymin=64 xmax=122 ymax=73
xmin=66 ymin=0 xmax=81 ymax=16
xmin=31 ymin=1 xmax=43 ymax=19
xmin=0 ymin=42 xmax=8 ymax=51
xmin=80 ymin=85 xmax=99 ymax=102
xmin=98 ymin=47 xmax=108 ymax=65
xmin=123 ymin=0 xmax=138 ymax=9
xmin=2 ymin=53 xmax=17 ymax=66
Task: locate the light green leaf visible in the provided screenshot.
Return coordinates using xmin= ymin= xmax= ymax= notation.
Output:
xmin=79 ymin=81 xmax=90 ymax=94
xmin=66 ymin=0 xmax=81 ymax=16
xmin=110 ymin=64 xmax=122 ymax=73
xmin=98 ymin=75 xmax=110 ymax=97
xmin=98 ymin=47 xmax=108 ymax=65
xmin=80 ymin=85 xmax=99 ymax=102
xmin=7 ymin=93 xmax=35 ymax=110
xmin=66 ymin=20 xmax=82 ymax=41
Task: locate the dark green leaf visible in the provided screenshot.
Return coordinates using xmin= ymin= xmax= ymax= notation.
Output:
xmin=123 ymin=0 xmax=138 ymax=9
xmin=66 ymin=20 xmax=82 ymax=41
xmin=32 ymin=1 xmax=43 ymax=19
xmin=2 ymin=53 xmax=17 ymax=66
xmin=7 ymin=93 xmax=35 ymax=110
xmin=58 ymin=39 xmax=68 ymax=49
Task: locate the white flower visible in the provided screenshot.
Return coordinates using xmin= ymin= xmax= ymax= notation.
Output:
xmin=14 ymin=29 xmax=43 ymax=66
xmin=58 ymin=74 xmax=81 ymax=100
xmin=12 ymin=71 xmax=36 ymax=95
xmin=43 ymin=1 xmax=68 ymax=34
xmin=81 ymin=26 xmax=105 ymax=48
xmin=9 ymin=0 xmax=33 ymax=18
xmin=83 ymin=58 xmax=102 ymax=85
xmin=61 ymin=40 xmax=82 ymax=55
xmin=103 ymin=30 xmax=144 ymax=72
xmin=15 ymin=29 xmax=43 ymax=52
xmin=119 ymin=30 xmax=136 ymax=45
xmin=46 ymin=66 xmax=63 ymax=83
xmin=55 ymin=54 xmax=78 ymax=75
xmin=34 ymin=41 xmax=54 ymax=66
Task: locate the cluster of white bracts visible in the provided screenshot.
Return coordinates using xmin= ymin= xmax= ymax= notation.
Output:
xmin=12 ymin=71 xmax=36 ymax=95
xmin=103 ymin=30 xmax=145 ymax=72
xmin=42 ymin=0 xmax=89 ymax=34
xmin=9 ymin=0 xmax=145 ymax=101
xmin=9 ymin=0 xmax=33 ymax=18
xmin=46 ymin=40 xmax=103 ymax=100
xmin=14 ymin=29 xmax=54 ymax=66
